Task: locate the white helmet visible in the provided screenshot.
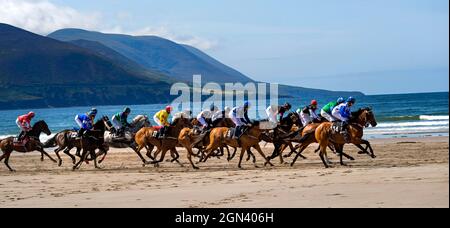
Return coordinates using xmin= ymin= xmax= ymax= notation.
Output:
xmin=224 ymin=106 xmax=231 ymax=113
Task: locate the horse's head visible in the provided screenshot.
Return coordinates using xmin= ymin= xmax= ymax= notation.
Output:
xmin=33 ymin=120 xmax=51 ymax=136
xmin=289 ymin=112 xmax=302 ymax=126
xmin=132 ymin=115 xmax=151 ymax=128
xmin=359 ymin=107 xmax=377 ymax=127
xmin=93 ymin=116 xmax=108 ymax=131
xmin=172 ymin=116 xmax=193 ymax=129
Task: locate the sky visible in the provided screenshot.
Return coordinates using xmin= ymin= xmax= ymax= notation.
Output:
xmin=0 ymin=0 xmax=448 ymax=95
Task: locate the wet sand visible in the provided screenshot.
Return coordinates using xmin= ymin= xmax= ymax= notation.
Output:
xmin=0 ymin=136 xmax=448 ymax=208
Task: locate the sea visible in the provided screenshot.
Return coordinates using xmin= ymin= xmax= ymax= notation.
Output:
xmin=0 ymin=92 xmax=448 ymax=141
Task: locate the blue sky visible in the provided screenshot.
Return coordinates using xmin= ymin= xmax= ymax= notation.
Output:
xmin=2 ymin=0 xmax=449 ymax=94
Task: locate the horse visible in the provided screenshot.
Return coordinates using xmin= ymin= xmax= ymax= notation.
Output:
xmin=44 ymin=116 xmax=112 ymax=166
xmin=261 ymin=112 xmax=304 ymax=164
xmin=72 ymin=117 xmax=110 ymax=170
xmin=201 ymin=121 xmax=275 ymax=169
xmin=0 ymin=120 xmax=56 ymax=172
xmin=178 ymin=117 xmax=237 ymax=169
xmin=134 ymin=117 xmax=193 ymax=167
xmin=315 ymin=108 xmax=377 ymax=168
xmin=95 ymin=115 xmax=152 ymax=164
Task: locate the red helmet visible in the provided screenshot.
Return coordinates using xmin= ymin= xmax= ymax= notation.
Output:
xmin=28 ymin=111 xmax=35 ymax=118
xmin=311 ymin=100 xmax=318 ymax=106
xmin=165 ymin=106 xmax=173 ymax=113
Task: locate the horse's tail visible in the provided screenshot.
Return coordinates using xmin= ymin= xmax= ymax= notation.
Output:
xmin=297 ymin=130 xmax=315 ymax=144
xmin=43 ymin=134 xmax=57 ymax=148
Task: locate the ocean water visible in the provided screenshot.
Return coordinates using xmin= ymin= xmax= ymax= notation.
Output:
xmin=0 ymin=92 xmax=448 ymax=141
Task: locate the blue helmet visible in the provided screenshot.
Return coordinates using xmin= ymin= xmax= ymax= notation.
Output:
xmin=244 ymin=101 xmax=251 ymax=108
xmin=88 ymin=108 xmax=98 ymax=117
xmin=337 ymin=97 xmax=345 ymax=104
xmin=347 ymin=97 xmax=356 ymax=104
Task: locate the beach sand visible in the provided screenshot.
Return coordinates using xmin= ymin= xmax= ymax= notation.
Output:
xmin=0 ymin=136 xmax=448 ymax=208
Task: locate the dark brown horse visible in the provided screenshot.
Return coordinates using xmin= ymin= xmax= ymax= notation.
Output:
xmin=72 ymin=117 xmax=110 ymax=170
xmin=0 ymin=120 xmax=56 ymax=172
xmin=315 ymin=108 xmax=377 ymax=168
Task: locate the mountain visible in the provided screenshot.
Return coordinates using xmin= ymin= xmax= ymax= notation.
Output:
xmin=0 ymin=23 xmax=173 ymax=109
xmin=48 ymin=29 xmax=255 ymax=84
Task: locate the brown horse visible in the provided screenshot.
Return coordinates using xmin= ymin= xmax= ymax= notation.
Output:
xmin=178 ymin=117 xmax=236 ymax=169
xmin=315 ymin=108 xmax=377 ymax=168
xmin=201 ymin=121 xmax=274 ymax=169
xmin=0 ymin=120 xmax=56 ymax=172
xmin=134 ymin=117 xmax=192 ymax=167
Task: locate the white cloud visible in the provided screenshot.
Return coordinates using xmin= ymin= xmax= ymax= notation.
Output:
xmin=0 ymin=0 xmax=217 ymax=50
xmin=0 ymin=0 xmax=100 ymax=35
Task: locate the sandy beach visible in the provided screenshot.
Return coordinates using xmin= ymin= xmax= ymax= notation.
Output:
xmin=0 ymin=136 xmax=448 ymax=208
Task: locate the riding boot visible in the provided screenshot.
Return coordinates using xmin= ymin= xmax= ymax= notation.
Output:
xmin=17 ymin=131 xmax=25 ymax=142
xmin=77 ymin=128 xmax=86 ymax=138
xmin=343 ymin=130 xmax=351 ymax=143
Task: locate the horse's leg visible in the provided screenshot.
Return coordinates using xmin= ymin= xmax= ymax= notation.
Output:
xmin=248 ymin=148 xmax=259 ymax=168
xmin=73 ymin=149 xmax=89 ymax=170
xmin=145 ymin=145 xmax=155 ymax=160
xmin=291 ymin=143 xmax=309 ymax=167
xmin=91 ymin=149 xmax=101 ymax=169
xmin=134 ymin=144 xmax=148 ymax=166
xmin=54 ymin=147 xmax=64 ymax=167
xmin=2 ymin=152 xmax=15 ymax=172
xmin=39 ymin=148 xmax=57 ymax=163
xmin=253 ymin=144 xmax=274 ymax=167
xmin=337 ymin=144 xmax=349 ymax=166
xmin=201 ymin=142 xmax=219 ymax=163
xmin=237 ymin=146 xmax=247 ymax=169
xmin=318 ymin=138 xmax=330 ymax=168
xmin=40 ymin=152 xmax=44 ymax=162
xmin=170 ymin=148 xmax=184 ymax=167
xmin=63 ymin=147 xmax=76 ymax=165
xmin=186 ymin=147 xmax=199 ymax=170
xmin=225 ymin=146 xmax=231 ymax=161
xmin=98 ymin=149 xmax=108 ymax=164
xmin=228 ymin=147 xmax=238 ymax=161
xmin=357 ymin=139 xmax=376 ymax=158
xmin=151 ymin=147 xmax=169 ymax=164
xmin=248 ymin=149 xmax=256 ymax=164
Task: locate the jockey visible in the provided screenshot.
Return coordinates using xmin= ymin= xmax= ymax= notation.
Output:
xmin=16 ymin=111 xmax=35 ymax=142
xmin=266 ymin=102 xmax=292 ymax=125
xmin=298 ymin=100 xmax=320 ymax=126
xmin=211 ymin=106 xmax=232 ymax=127
xmin=75 ymin=108 xmax=97 ymax=137
xmin=321 ymin=97 xmax=345 ymax=122
xmin=332 ymin=97 xmax=356 ymax=142
xmin=154 ymin=106 xmax=172 ymax=138
xmin=231 ymin=101 xmax=252 ymax=139
xmin=112 ymin=107 xmax=131 ymax=136
xmin=197 ymin=104 xmax=218 ymax=130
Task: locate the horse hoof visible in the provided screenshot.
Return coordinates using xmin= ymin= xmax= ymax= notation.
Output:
xmin=349 ymin=157 xmax=355 ymax=161
xmin=358 ymin=151 xmax=365 ymax=154
xmin=371 ymin=155 xmax=377 ymax=159
xmin=193 ymin=166 xmax=200 ymax=170
xmin=9 ymin=169 xmax=16 ymax=172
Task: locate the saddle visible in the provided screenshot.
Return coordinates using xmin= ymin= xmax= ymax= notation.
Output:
xmin=331 ymin=122 xmax=344 ymax=133
xmin=226 ymin=126 xmax=247 ymax=140
xmin=13 ymin=136 xmax=29 ymax=147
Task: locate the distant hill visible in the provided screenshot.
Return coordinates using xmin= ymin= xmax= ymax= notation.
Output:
xmin=0 ymin=23 xmax=364 ymax=110
xmin=48 ymin=29 xmax=255 ymax=84
xmin=0 ymin=23 xmax=173 ymax=109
